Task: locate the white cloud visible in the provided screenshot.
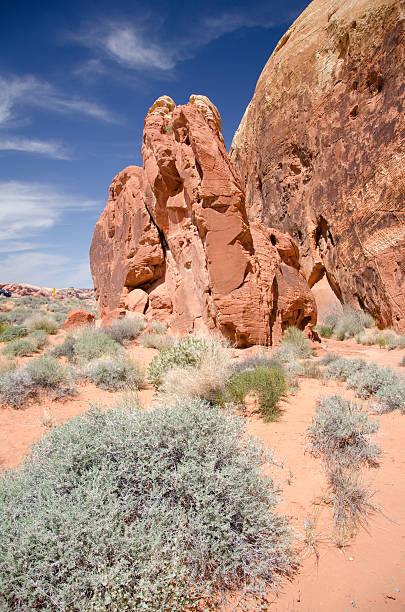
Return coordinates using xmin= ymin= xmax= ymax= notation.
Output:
xmin=0 ymin=74 xmax=118 ymax=127
xmin=0 ymin=252 xmax=93 ymax=288
xmin=104 ymin=26 xmax=175 ymax=69
xmin=0 ymin=137 xmax=70 ymax=159
xmin=0 ymin=181 xmax=98 ymax=242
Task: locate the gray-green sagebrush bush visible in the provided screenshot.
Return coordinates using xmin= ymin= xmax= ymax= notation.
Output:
xmin=0 ymin=402 xmax=294 ymax=611
xmin=307 ymin=395 xmax=380 ymax=468
xmin=106 ymin=317 xmax=146 ymax=345
xmin=147 ymin=336 xmax=209 ymax=388
xmin=84 ymin=356 xmax=143 ymax=391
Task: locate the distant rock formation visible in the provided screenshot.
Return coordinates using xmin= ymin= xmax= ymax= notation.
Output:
xmin=0 ymin=283 xmax=95 ymax=303
xmin=90 ymin=95 xmax=316 ymax=346
xmin=230 ymin=0 xmax=405 ymax=331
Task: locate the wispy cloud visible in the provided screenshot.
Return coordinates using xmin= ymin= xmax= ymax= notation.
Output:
xmin=0 ymin=181 xmax=98 ymax=242
xmin=73 ymin=7 xmax=295 ymax=75
xmin=0 ymin=137 xmax=70 ymax=159
xmin=0 ymin=74 xmax=118 ymax=127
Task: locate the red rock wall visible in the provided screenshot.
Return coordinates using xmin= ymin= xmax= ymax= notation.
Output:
xmin=230 ymin=0 xmax=405 ymax=331
xmin=90 ymin=95 xmax=316 ymax=346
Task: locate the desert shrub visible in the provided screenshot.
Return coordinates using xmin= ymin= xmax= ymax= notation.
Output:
xmin=0 ymin=368 xmax=36 ymax=407
xmin=149 ymin=320 xmax=167 ymax=334
xmin=327 ymin=467 xmax=377 ymax=545
xmin=157 ymin=338 xmax=231 ymax=404
xmin=25 ymin=313 xmax=58 ymax=334
xmin=147 ymin=336 xmax=209 ymax=388
xmin=25 ymin=355 xmax=76 ymax=397
xmin=5 ymin=308 xmax=32 ymax=325
xmin=323 ymin=305 xmax=343 ymax=329
xmin=333 ymin=307 xmax=374 ymax=339
xmin=0 ymin=402 xmax=294 ymax=611
xmin=400 ymin=355 xmax=405 ymax=367
xmin=346 ymin=363 xmax=398 ymax=398
xmin=84 ymin=357 xmax=143 ymax=391
xmin=316 ymin=325 xmax=333 ymax=339
xmin=27 ymin=329 xmax=49 ymax=350
xmin=52 ymin=336 xmax=76 ymax=360
xmin=2 ymin=338 xmax=36 ymax=359
xmin=320 ymin=352 xmax=338 ymax=365
xmin=0 ymin=322 xmax=8 ymax=335
xmin=232 ymin=352 xmax=282 ymax=375
xmin=140 ymin=331 xmax=175 ymax=350
xmin=107 ymin=317 xmax=146 ymax=344
xmin=52 ymin=311 xmax=68 ymax=326
xmin=0 ymin=325 xmax=28 ymax=342
xmin=276 ymin=326 xmax=312 ymax=360
xmin=73 ymin=328 xmax=123 ymax=363
xmin=300 ymin=360 xmax=323 ymax=379
xmin=324 ymin=357 xmax=366 ymax=381
xmin=374 ymin=381 xmax=405 ymax=413
xmin=224 ymin=366 xmax=287 ymax=421
xmin=307 ymin=395 xmax=380 ymax=469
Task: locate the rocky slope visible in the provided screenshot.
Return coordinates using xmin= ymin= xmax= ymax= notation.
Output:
xmin=90 ymin=95 xmax=316 ymax=346
xmin=0 ymin=283 xmax=95 ymax=302
xmin=230 ymin=0 xmax=405 ymax=331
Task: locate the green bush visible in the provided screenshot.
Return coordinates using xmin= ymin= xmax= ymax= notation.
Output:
xmin=0 ymin=367 xmax=36 ymax=407
xmin=2 ymin=338 xmax=36 ymax=358
xmin=316 ymin=325 xmax=333 ymax=339
xmin=25 ymin=355 xmax=76 ymax=398
xmin=52 ymin=336 xmax=76 ymax=360
xmin=307 ymin=395 xmax=380 ymax=468
xmin=107 ymin=317 xmax=146 ymax=344
xmin=0 ymin=322 xmax=8 ymax=335
xmin=147 ymin=336 xmax=208 ymax=388
xmin=346 ymin=363 xmax=398 ymax=399
xmin=225 ymin=365 xmax=287 ymax=421
xmin=374 ymin=381 xmax=405 ymax=413
xmin=0 ymin=325 xmax=28 ymax=342
xmin=27 ymin=329 xmax=49 ymax=350
xmin=300 ymin=360 xmax=323 ymax=379
xmin=25 ymin=314 xmax=58 ymax=334
xmin=320 ymin=352 xmax=338 ymax=365
xmin=140 ymin=331 xmax=175 ymax=350
xmin=85 ymin=357 xmax=143 ymax=391
xmin=324 ymin=358 xmax=366 ymax=381
xmin=333 ymin=307 xmax=374 ymax=340
xmin=276 ymin=326 xmax=312 ymax=360
xmin=73 ymin=328 xmax=123 ymax=363
xmin=0 ymin=402 xmax=293 ymax=610
xmin=149 ymin=320 xmax=167 ymax=334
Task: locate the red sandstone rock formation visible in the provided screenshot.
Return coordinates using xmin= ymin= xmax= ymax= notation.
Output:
xmin=90 ymin=95 xmax=316 ymax=346
xmin=230 ymin=0 xmax=405 ymax=332
xmin=62 ymin=309 xmax=96 ymax=330
xmin=0 ymin=283 xmax=95 ymax=303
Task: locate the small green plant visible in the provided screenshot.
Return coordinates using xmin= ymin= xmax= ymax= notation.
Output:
xmin=2 ymin=338 xmax=36 ymax=359
xmin=73 ymin=328 xmax=123 ymax=363
xmin=107 ymin=317 xmax=146 ymax=344
xmin=140 ymin=331 xmax=175 ymax=350
xmin=224 ymin=365 xmax=287 ymax=421
xmin=333 ymin=307 xmax=374 ymax=340
xmin=316 ymin=325 xmax=333 ymax=339
xmin=307 ymin=395 xmax=380 ymax=468
xmin=147 ymin=336 xmax=208 ymax=388
xmin=300 ymin=360 xmax=323 ymax=379
xmin=149 ymin=320 xmax=167 ymax=334
xmin=25 ymin=355 xmax=76 ymax=398
xmin=25 ymin=314 xmax=58 ymax=334
xmin=0 ymin=402 xmax=294 ymax=610
xmin=84 ymin=357 xmax=143 ymax=391
xmin=324 ymin=357 xmax=366 ymax=381
xmin=27 ymin=329 xmax=49 ymax=350
xmin=327 ymin=467 xmax=377 ymax=546
xmin=0 ymin=325 xmax=28 ymax=342
xmin=165 ymin=123 xmax=173 ymax=135
xmin=346 ymin=363 xmax=398 ymax=399
xmin=320 ymin=353 xmax=338 ymax=365
xmin=276 ymin=326 xmax=312 ymax=360
xmin=52 ymin=336 xmax=76 ymax=360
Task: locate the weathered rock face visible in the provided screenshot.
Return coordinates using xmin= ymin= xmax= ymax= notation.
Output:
xmin=230 ymin=0 xmax=405 ymax=331
xmin=90 ymin=95 xmax=316 ymax=346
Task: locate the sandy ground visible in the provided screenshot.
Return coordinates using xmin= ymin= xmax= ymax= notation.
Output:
xmin=0 ymin=333 xmax=404 ymax=610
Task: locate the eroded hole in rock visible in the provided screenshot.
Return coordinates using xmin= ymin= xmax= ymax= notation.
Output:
xmin=195 ymin=159 xmax=203 ymax=180
xmin=315 ymin=216 xmax=335 ymax=248
xmin=310 ymin=272 xmax=343 ymax=323
xmin=349 ymin=105 xmax=359 ymax=118
xmin=270 ymin=234 xmax=277 ymax=246
xmin=367 ymin=70 xmax=384 ymax=94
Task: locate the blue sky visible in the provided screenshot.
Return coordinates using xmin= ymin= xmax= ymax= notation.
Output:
xmin=0 ymin=0 xmax=311 ymax=288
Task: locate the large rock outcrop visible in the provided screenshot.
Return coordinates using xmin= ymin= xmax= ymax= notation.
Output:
xmin=230 ymin=0 xmax=405 ymax=331
xmin=90 ymin=95 xmax=316 ymax=346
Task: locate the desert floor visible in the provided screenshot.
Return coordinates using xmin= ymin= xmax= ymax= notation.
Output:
xmin=1 ymin=333 xmax=404 ymax=611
